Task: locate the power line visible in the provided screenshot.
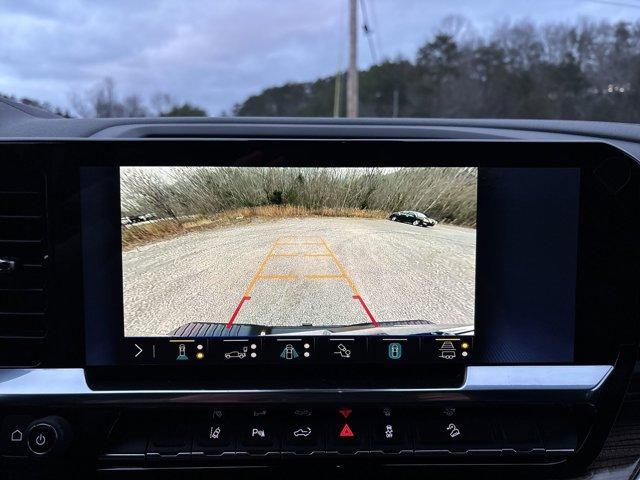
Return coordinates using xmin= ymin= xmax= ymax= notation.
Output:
xmin=359 ymin=0 xmax=378 ymax=64
xmin=368 ymin=0 xmax=383 ymax=61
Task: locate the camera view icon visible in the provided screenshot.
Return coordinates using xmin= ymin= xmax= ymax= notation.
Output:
xmin=280 ymin=344 xmax=299 ymax=360
xmin=387 ymin=342 xmax=403 ymax=360
xmin=333 ymin=343 xmax=352 ymax=358
xmin=176 ymin=343 xmax=189 ymax=361
xmin=438 ymin=341 xmax=457 ymax=360
xmin=224 ymin=346 xmax=248 ymax=360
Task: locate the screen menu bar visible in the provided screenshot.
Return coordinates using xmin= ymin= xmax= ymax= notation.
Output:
xmin=122 ymin=336 xmax=473 ymax=365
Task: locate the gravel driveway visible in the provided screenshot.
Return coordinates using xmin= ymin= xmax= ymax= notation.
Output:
xmin=123 ymin=217 xmax=476 ymax=336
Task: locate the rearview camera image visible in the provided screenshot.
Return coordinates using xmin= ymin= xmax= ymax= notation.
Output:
xmin=121 ymin=167 xmax=477 ymax=337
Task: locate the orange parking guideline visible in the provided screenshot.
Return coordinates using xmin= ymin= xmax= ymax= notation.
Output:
xmin=242 ymin=236 xmax=282 ymax=297
xmin=304 ymin=274 xmax=345 ymax=280
xmin=276 ymin=242 xmax=323 ymax=246
xmin=258 ymin=274 xmax=298 ymax=280
xmin=226 ymin=235 xmax=378 ymax=328
xmin=318 ymin=237 xmax=360 ymax=296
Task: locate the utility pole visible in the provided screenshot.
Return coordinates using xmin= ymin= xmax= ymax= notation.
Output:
xmin=333 ymin=72 xmax=342 ymax=117
xmin=347 ymin=0 xmax=358 ymax=118
xmin=392 ymin=89 xmax=399 ymax=118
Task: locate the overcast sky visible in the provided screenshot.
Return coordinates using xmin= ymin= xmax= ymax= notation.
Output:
xmin=0 ymin=0 xmax=637 ymax=115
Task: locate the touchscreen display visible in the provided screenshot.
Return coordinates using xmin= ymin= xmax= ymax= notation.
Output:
xmin=120 ymin=167 xmax=477 ymax=339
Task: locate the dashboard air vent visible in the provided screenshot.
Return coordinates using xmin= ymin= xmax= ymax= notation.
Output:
xmin=0 ymin=165 xmax=47 ymax=367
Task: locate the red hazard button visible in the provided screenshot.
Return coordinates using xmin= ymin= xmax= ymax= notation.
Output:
xmin=339 ymin=423 xmax=354 ymax=438
xmin=328 ymin=418 xmax=365 ymax=452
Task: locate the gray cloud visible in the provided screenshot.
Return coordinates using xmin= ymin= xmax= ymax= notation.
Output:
xmin=0 ymin=0 xmax=635 ymax=115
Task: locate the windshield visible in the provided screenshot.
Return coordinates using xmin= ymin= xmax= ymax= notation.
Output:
xmin=1 ymin=1 xmax=637 ymax=122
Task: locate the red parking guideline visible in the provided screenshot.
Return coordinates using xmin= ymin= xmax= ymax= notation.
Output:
xmin=226 ymin=295 xmax=251 ymax=329
xmin=353 ymin=295 xmax=379 ymax=327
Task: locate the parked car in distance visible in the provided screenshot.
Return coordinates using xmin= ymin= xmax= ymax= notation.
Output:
xmin=389 ymin=210 xmax=438 ymax=227
xmin=121 ymin=213 xmax=158 ymax=226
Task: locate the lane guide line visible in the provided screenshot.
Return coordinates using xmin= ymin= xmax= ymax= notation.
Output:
xmin=226 ymin=235 xmax=378 ymax=328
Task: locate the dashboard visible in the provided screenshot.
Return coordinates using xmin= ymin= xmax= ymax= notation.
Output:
xmin=1 ymin=97 xmax=640 ymax=479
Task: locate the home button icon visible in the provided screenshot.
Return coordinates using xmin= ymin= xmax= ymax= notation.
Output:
xmin=10 ymin=429 xmax=23 ymax=442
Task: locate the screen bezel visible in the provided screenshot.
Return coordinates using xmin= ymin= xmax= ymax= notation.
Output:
xmin=11 ymin=139 xmax=635 ymax=372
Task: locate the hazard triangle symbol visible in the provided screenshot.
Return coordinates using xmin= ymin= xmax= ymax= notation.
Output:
xmin=339 ymin=423 xmax=354 ymax=438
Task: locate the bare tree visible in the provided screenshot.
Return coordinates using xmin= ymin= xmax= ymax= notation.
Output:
xmin=150 ymin=92 xmax=173 ymax=116
xmin=70 ymin=78 xmax=185 ymax=118
xmin=71 ymin=77 xmax=124 ymax=118
xmin=121 ymin=169 xmax=181 ymax=223
xmin=122 ymin=95 xmax=148 ymax=117
xmin=121 ymin=167 xmax=478 ymax=227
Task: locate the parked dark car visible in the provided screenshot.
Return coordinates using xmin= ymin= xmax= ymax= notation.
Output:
xmin=127 ymin=213 xmax=158 ymax=224
xmin=388 ymin=210 xmax=437 ymax=227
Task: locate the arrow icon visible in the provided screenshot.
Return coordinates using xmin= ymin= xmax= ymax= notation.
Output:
xmin=134 ymin=343 xmax=143 ymax=358
xmin=339 ymin=407 xmax=352 ymax=419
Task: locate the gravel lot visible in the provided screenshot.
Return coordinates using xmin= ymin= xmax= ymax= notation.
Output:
xmin=123 ymin=217 xmax=476 ymax=336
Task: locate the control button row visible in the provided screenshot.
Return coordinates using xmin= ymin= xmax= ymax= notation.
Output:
xmin=100 ymin=407 xmax=577 ymax=462
xmin=125 ymin=336 xmax=473 ymax=365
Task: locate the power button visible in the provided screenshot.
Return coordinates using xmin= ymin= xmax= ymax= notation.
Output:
xmin=27 ymin=423 xmax=57 ymax=455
